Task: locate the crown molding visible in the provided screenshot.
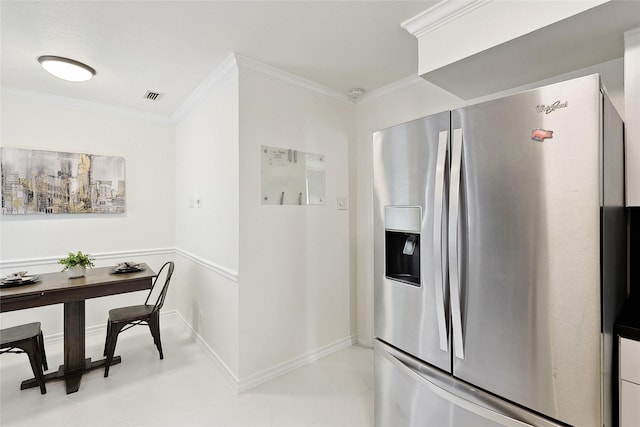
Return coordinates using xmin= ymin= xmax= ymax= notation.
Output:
xmin=1 ymin=86 xmax=171 ymax=123
xmin=358 ymin=74 xmax=428 ymax=105
xmin=171 ymin=52 xmax=239 ymax=124
xmin=233 ymin=53 xmax=352 ymax=105
xmin=172 ymin=52 xmax=353 ymax=124
xmin=401 ymin=0 xmax=492 ymax=38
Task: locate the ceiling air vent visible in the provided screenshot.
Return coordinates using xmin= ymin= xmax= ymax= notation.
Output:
xmin=144 ymin=90 xmax=163 ymax=101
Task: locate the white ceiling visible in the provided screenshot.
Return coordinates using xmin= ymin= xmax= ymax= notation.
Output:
xmin=0 ymin=1 xmax=437 ymax=118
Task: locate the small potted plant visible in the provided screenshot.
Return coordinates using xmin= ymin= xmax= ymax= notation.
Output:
xmin=58 ymin=251 xmax=95 ymax=278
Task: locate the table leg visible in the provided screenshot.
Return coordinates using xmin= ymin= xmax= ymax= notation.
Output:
xmin=20 ymin=357 xmax=122 ymax=391
xmin=19 ymin=299 xmax=124 ymax=393
xmin=64 ymin=300 xmax=85 ymax=393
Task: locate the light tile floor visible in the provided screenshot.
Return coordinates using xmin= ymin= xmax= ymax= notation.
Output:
xmin=0 ymin=316 xmax=373 ymax=427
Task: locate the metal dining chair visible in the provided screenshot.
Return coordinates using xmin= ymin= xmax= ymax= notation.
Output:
xmin=103 ymin=261 xmax=174 ymax=377
xmin=0 ymin=322 xmax=48 ymax=394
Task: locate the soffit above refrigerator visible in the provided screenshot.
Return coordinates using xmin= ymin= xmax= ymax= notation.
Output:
xmin=418 ymin=1 xmax=640 ymax=100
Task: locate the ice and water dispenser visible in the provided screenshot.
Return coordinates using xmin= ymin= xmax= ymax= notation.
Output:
xmin=384 ymin=206 xmax=421 ymax=287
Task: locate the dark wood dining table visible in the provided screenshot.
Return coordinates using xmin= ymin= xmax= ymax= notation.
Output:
xmin=0 ymin=264 xmax=156 ymax=394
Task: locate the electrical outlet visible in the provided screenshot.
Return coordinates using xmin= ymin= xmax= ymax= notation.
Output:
xmin=195 ymin=196 xmax=202 ymax=208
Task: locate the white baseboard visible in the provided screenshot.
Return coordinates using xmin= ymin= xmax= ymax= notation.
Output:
xmin=42 ymin=308 xmax=356 ymax=394
xmin=173 ymin=310 xmax=241 ymax=392
xmin=43 ymin=310 xmax=179 ymax=345
xmin=15 ymin=249 xmax=358 ymax=392
xmin=173 ymin=311 xmax=357 ymax=394
xmin=236 ymin=333 xmax=357 ymax=393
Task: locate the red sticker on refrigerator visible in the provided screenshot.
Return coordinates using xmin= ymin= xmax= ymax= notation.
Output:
xmin=531 ymin=128 xmax=553 ymax=142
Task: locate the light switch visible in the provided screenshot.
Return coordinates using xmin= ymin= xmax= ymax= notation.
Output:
xmin=337 ymin=196 xmax=347 ymax=210
xmin=188 ymin=196 xmax=194 ymax=208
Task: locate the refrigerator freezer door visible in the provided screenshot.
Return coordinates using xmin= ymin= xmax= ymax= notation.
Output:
xmin=374 ymin=340 xmax=564 ymax=427
xmin=450 ymin=74 xmax=604 ymax=426
xmin=373 ymin=111 xmax=451 ymax=372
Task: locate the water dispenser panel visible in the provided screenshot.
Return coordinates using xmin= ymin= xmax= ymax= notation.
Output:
xmin=384 ymin=206 xmax=421 ymax=287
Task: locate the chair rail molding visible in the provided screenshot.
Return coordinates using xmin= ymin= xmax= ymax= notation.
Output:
xmin=175 ymin=247 xmax=238 ymax=283
xmin=401 ymin=0 xmax=492 ymax=38
xmin=0 ymin=248 xmax=174 ymax=270
xmin=1 ymin=247 xmax=237 ymax=282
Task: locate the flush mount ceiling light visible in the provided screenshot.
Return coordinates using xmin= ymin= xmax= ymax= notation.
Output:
xmin=37 ymin=56 xmax=96 ymax=82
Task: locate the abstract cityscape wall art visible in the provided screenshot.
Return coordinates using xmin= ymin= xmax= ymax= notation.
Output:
xmin=1 ymin=147 xmax=126 ymax=215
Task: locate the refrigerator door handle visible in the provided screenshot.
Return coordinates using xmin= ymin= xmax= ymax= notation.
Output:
xmin=449 ymin=128 xmax=464 ymax=360
xmin=432 ymin=130 xmax=449 ymax=352
xmin=378 ymin=343 xmax=540 ymax=427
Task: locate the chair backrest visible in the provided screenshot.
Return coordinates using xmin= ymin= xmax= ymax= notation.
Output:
xmin=144 ymin=261 xmax=175 ymax=311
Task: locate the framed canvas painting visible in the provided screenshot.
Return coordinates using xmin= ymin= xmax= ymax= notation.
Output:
xmin=1 ymin=147 xmax=126 ymax=215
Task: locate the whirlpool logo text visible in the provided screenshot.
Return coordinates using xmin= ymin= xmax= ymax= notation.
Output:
xmin=535 ymin=100 xmax=568 ymax=114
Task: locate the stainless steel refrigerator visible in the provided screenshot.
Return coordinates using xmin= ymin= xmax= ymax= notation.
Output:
xmin=373 ymin=74 xmax=627 ymax=427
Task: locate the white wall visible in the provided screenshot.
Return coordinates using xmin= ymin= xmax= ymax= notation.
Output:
xmin=0 ymin=89 xmax=176 ymax=339
xmin=175 ymin=68 xmax=240 ymax=274
xmin=174 ymin=63 xmax=241 ymax=378
xmin=3 ymin=49 xmax=623 ymax=395
xmin=172 ymin=55 xmax=356 ymax=389
xmin=1 ymin=55 xmax=355 ymax=393
xmin=1 ymin=57 xmax=354 ymax=393
xmin=237 ymin=63 xmax=355 ymax=382
xmin=625 ymin=27 xmax=640 ymax=206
